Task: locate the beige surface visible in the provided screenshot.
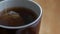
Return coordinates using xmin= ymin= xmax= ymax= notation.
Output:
xmin=34 ymin=0 xmax=60 ymax=34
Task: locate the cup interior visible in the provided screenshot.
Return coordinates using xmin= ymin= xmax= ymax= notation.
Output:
xmin=0 ymin=0 xmax=42 ymax=29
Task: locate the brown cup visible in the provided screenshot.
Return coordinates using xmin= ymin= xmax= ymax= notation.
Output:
xmin=0 ymin=0 xmax=42 ymax=34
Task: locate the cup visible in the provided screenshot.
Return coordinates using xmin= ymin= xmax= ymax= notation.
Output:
xmin=0 ymin=0 xmax=42 ymax=34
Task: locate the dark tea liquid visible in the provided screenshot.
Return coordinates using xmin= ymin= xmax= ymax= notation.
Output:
xmin=0 ymin=7 xmax=38 ymax=26
xmin=0 ymin=7 xmax=40 ymax=34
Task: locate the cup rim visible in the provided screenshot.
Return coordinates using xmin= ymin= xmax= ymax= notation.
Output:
xmin=0 ymin=1 xmax=42 ymax=29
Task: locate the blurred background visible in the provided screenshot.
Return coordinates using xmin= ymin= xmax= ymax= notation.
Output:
xmin=34 ymin=0 xmax=60 ymax=34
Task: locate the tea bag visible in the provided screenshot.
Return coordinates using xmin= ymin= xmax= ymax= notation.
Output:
xmin=8 ymin=11 xmax=20 ymax=18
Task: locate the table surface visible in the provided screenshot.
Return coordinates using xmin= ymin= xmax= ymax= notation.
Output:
xmin=34 ymin=0 xmax=60 ymax=34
